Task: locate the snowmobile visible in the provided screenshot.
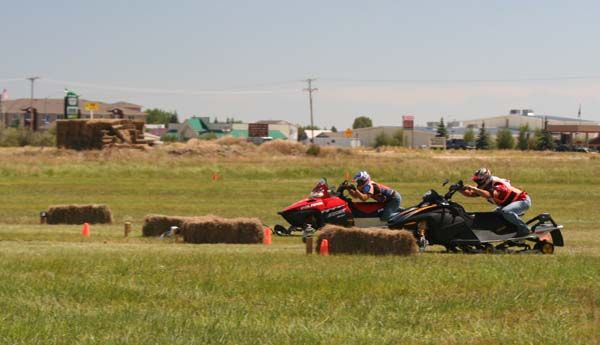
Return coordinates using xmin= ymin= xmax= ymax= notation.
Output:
xmin=387 ymin=180 xmax=564 ymax=254
xmin=274 ymin=178 xmax=396 ymax=238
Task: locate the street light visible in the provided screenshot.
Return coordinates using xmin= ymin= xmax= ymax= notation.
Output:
xmin=26 ymin=76 xmax=40 ymax=106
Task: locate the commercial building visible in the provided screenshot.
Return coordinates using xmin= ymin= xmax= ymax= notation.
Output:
xmin=0 ymin=98 xmax=147 ymax=130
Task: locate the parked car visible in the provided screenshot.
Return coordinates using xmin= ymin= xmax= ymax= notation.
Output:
xmin=446 ymin=139 xmax=475 ymax=150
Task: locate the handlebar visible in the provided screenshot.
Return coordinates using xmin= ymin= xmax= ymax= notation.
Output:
xmin=443 ymin=180 xmax=464 ymax=200
xmin=336 ymin=180 xmax=357 ymax=195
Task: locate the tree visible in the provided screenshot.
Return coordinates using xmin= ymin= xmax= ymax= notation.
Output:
xmin=476 ymin=122 xmax=490 ymax=150
xmin=169 ymin=111 xmax=179 ymax=124
xmin=392 ymin=129 xmax=404 ymax=146
xmin=374 ymin=132 xmax=392 ymax=147
xmin=496 ymin=128 xmax=515 ymax=149
xmin=297 ymin=127 xmax=308 ymax=141
xmin=146 ymin=108 xmax=177 ymax=125
xmin=352 ymin=116 xmax=373 ymax=129
xmin=463 ymin=128 xmax=475 ymax=142
xmin=517 ymin=124 xmax=530 ymax=150
xmin=436 ymin=117 xmax=448 ymax=138
xmin=535 ymin=128 xmax=556 ymax=151
xmin=331 ymin=126 xmax=338 ymax=132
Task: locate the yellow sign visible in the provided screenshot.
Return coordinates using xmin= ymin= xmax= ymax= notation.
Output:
xmin=84 ymin=102 xmax=100 ymax=111
xmin=344 ymin=128 xmax=353 ymax=138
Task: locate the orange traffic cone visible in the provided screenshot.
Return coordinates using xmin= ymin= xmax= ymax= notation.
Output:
xmin=82 ymin=223 xmax=90 ymax=237
xmin=263 ymin=227 xmax=272 ymax=245
xmin=320 ymin=239 xmax=329 ymax=256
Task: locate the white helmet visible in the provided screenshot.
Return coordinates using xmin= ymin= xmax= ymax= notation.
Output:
xmin=353 ymin=171 xmax=371 ymax=186
xmin=472 ymin=168 xmax=492 ymax=188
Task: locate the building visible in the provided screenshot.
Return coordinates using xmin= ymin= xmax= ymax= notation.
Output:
xmin=254 ymin=120 xmax=298 ymax=142
xmin=314 ymin=131 xmax=361 ymax=147
xmin=300 ymin=129 xmax=331 ymax=144
xmin=462 ymin=111 xmax=599 ymax=131
xmin=0 ymin=98 xmax=147 ymax=130
xmin=174 ymin=117 xmax=296 ymax=141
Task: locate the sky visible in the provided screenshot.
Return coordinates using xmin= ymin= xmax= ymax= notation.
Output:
xmin=2 ymin=0 xmax=600 ymax=128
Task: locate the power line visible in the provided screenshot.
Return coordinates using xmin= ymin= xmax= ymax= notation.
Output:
xmin=39 ymin=78 xmax=300 ymax=95
xmin=321 ymin=75 xmax=600 ymax=84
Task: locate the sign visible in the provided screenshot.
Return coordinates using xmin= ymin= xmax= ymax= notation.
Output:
xmin=248 ymin=123 xmax=269 ymax=137
xmin=64 ymin=90 xmax=80 ymax=119
xmin=429 ymin=136 xmax=447 ymax=149
xmin=402 ymin=115 xmax=414 ymax=129
xmin=84 ymin=102 xmax=99 ymax=111
xmin=344 ymin=128 xmax=353 ymax=138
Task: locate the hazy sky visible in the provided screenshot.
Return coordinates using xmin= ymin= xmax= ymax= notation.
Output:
xmin=2 ymin=0 xmax=600 ymax=128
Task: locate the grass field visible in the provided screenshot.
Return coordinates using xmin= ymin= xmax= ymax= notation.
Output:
xmin=0 ymin=146 xmax=598 ymax=344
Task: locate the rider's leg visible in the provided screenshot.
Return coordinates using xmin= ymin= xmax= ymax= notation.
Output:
xmin=499 ymin=195 xmax=532 ymax=237
xmin=381 ymin=192 xmax=402 ymax=221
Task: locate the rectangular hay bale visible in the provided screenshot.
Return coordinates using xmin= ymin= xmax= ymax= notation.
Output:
xmin=142 ymin=215 xmax=192 ymax=237
xmin=316 ymin=225 xmax=418 ymax=256
xmin=46 ymin=204 xmax=113 ymax=225
xmin=182 ymin=216 xmax=264 ymax=244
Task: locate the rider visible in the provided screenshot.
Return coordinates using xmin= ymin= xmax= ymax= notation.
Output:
xmin=348 ymin=171 xmax=402 ymax=221
xmin=460 ymin=168 xmax=532 ymax=238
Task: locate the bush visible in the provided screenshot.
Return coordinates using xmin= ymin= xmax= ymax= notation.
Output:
xmin=0 ymin=127 xmax=55 ymax=147
xmin=496 ymin=128 xmax=515 ymax=149
xmin=306 ymin=144 xmax=321 ymax=156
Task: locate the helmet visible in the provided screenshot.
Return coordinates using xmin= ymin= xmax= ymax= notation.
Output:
xmin=353 ymin=171 xmax=370 ymax=186
xmin=472 ymin=168 xmax=492 ymax=188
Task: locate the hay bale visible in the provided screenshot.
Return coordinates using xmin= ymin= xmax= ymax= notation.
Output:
xmin=142 ymin=214 xmax=192 ymax=237
xmin=182 ymin=216 xmax=264 ymax=244
xmin=316 ymin=225 xmax=418 ymax=256
xmin=46 ymin=204 xmax=113 ymax=224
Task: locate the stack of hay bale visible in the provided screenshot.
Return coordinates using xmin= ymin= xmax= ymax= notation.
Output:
xmin=56 ymin=119 xmax=149 ymax=150
xmin=46 ymin=204 xmax=113 ymax=224
xmin=142 ymin=215 xmax=193 ymax=237
xmin=316 ymin=225 xmax=418 ymax=255
xmin=142 ymin=214 xmax=264 ymax=244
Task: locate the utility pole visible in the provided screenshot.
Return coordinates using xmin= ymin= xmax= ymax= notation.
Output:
xmin=303 ymin=78 xmax=318 ymax=143
xmin=27 ymin=76 xmax=40 ymax=106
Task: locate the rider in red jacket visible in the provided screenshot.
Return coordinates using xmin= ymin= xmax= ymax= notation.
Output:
xmin=460 ymin=168 xmax=532 ymax=238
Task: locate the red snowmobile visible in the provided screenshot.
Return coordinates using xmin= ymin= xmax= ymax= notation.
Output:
xmin=274 ymin=178 xmax=395 ymax=238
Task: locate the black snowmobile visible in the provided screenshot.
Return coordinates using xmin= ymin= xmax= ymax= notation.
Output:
xmin=387 ymin=180 xmax=564 ymax=254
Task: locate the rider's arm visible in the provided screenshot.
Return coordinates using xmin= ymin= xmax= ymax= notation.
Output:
xmin=459 ymin=189 xmax=477 ymax=197
xmin=348 ymin=189 xmax=370 ymax=201
xmin=465 ymin=185 xmax=491 ymax=199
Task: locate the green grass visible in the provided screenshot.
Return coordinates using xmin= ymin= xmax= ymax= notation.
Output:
xmin=0 ymin=147 xmax=598 ymax=344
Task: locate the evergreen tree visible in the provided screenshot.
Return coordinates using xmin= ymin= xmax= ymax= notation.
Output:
xmin=535 ymin=128 xmax=556 ymax=151
xmin=476 ymin=122 xmax=490 ymax=150
xmin=436 ymin=117 xmax=448 ymax=138
xmin=331 ymin=126 xmax=338 ymax=132
xmin=517 ymin=124 xmax=530 ymax=150
xmin=496 ymin=128 xmax=515 ymax=149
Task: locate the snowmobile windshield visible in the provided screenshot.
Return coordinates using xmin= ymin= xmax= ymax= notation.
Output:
xmin=420 ymin=189 xmax=442 ymax=206
xmin=310 ymin=178 xmax=329 ymax=199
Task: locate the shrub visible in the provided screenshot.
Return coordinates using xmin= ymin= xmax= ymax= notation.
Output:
xmin=306 ymin=144 xmax=321 ymax=156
